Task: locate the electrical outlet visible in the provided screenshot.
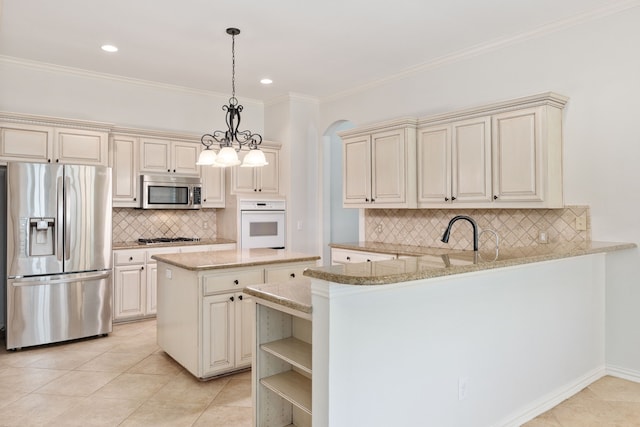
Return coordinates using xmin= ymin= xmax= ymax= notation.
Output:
xmin=538 ymin=230 xmax=548 ymax=244
xmin=203 ymin=221 xmax=208 ymax=229
xmin=458 ymin=377 xmax=468 ymax=401
xmin=376 ymin=224 xmax=383 ymax=233
xmin=165 ymin=269 xmax=172 ymax=279
xmin=575 ymin=215 xmax=587 ymax=231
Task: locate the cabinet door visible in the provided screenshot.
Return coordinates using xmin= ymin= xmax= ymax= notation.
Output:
xmin=111 ymin=135 xmax=139 ymax=207
xmin=371 ymin=129 xmax=407 ymax=205
xmin=492 ymin=107 xmax=543 ymax=203
xmin=258 ymin=148 xmax=279 ymax=194
xmin=113 ymin=265 xmax=146 ymax=321
xmin=202 ymin=293 xmax=236 ymax=376
xmin=418 ymin=125 xmax=452 ymax=204
xmin=146 ymin=262 xmax=158 ymax=315
xmin=234 ymin=293 xmax=253 ymax=368
xmin=343 ymin=135 xmax=371 ymax=205
xmin=452 ymin=117 xmax=492 ymax=203
xmin=54 ymin=128 xmax=108 ymax=166
xmin=140 ymin=138 xmax=170 ymax=173
xmin=171 ymin=141 xmax=200 ymax=175
xmin=201 ymin=164 xmax=225 ymax=208
xmin=0 ymin=123 xmax=53 ymax=163
xmin=232 ymin=151 xmax=257 ymax=193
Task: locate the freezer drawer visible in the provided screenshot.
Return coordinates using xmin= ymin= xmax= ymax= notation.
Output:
xmin=6 ymin=270 xmax=113 ymax=350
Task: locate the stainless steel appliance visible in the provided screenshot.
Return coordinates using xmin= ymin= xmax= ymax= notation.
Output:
xmin=5 ymin=162 xmax=112 ymax=350
xmin=140 ymin=174 xmax=202 ymax=209
xmin=240 ymin=200 xmax=286 ymax=249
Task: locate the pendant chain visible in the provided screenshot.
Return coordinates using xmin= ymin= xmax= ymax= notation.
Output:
xmin=231 ymin=34 xmax=236 ymax=99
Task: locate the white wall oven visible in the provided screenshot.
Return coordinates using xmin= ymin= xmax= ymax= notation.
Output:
xmin=240 ymin=200 xmax=285 ymax=249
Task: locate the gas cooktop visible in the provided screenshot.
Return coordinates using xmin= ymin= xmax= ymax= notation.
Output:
xmin=137 ymin=237 xmax=201 ymax=245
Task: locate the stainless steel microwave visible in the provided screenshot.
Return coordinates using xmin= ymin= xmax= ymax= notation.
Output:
xmin=140 ymin=174 xmax=202 ymax=209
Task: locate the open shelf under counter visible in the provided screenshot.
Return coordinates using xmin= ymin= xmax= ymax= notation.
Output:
xmin=261 ymin=337 xmax=312 ymax=375
xmin=260 ymin=370 xmax=312 ymax=415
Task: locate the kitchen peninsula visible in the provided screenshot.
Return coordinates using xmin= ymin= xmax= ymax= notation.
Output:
xmin=251 ymin=241 xmax=635 ymax=426
xmin=152 ymin=248 xmax=319 ymax=379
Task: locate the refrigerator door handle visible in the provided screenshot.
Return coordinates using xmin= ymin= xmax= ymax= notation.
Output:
xmin=64 ymin=175 xmax=71 ymax=261
xmin=10 ymin=271 xmax=111 ymax=287
xmin=57 ymin=175 xmax=64 ymax=262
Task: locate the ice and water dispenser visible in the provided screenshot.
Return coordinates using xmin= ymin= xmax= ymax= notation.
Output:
xmin=28 ymin=217 xmax=56 ymax=256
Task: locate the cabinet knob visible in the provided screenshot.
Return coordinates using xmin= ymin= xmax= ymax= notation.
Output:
xmin=451 ymin=196 xmax=457 ymax=201
xmin=48 ymin=159 xmax=51 ymax=163
xmin=141 ymin=266 xmax=144 ymax=270
xmin=238 ymin=295 xmax=243 ymax=300
xmin=259 ymin=189 xmax=262 ymax=192
xmin=203 ymin=199 xmax=207 ymax=202
xmin=290 ymin=273 xmax=295 ymax=278
xmin=346 ymin=256 xmax=351 ymax=261
xmin=254 ymin=189 xmax=257 ymax=192
xmin=129 ymin=256 xmax=133 ymax=261
xmin=56 ymin=159 xmax=59 ymax=163
xmin=230 ymin=296 xmax=235 ymax=302
xmin=494 ymin=195 xmax=498 ymax=200
xmin=365 ymin=198 xmax=369 ymax=202
xmin=371 ymin=198 xmax=375 ymax=202
xmin=133 ymin=198 xmax=136 ymax=201
xmin=167 ymin=169 xmax=171 ymax=172
xmin=444 ymin=197 xmax=449 ymax=202
xmin=366 ymin=259 xmax=371 ymax=262
xmin=234 ymin=279 xmax=239 ymax=285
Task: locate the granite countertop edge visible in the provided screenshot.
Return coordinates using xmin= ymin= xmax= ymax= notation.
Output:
xmin=152 ymin=250 xmax=320 ymax=271
xmin=309 ymin=241 xmax=637 ymax=285
xmin=113 ymin=238 xmax=237 ymax=250
xmin=244 ymin=278 xmax=312 ymax=314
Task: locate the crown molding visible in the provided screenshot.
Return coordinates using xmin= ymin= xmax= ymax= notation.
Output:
xmin=0 ymin=55 xmax=264 ymax=107
xmin=0 ymin=110 xmax=113 ymax=131
xmin=322 ymin=0 xmax=640 ymax=104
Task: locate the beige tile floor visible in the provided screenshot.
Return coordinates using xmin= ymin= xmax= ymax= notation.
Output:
xmin=2 ymin=319 xmax=640 ymax=426
xmin=0 ymin=319 xmax=252 ymax=427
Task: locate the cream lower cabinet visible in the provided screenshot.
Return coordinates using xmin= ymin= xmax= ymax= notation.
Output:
xmin=340 ymin=119 xmax=417 ymax=208
xmin=0 ymin=121 xmax=108 ymax=165
xmin=331 ymin=247 xmax=396 ymax=265
xmin=202 ymin=292 xmax=254 ymax=376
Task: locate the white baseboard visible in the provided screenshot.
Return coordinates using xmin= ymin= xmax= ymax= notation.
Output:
xmin=497 ymin=366 xmax=606 ymax=427
xmin=606 ymin=365 xmax=640 ymax=383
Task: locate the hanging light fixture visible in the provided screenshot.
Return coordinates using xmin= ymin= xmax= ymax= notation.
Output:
xmin=198 ymin=27 xmax=267 ymax=168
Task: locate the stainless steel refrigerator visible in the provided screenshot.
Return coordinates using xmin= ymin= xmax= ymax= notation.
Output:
xmin=5 ymin=162 xmax=112 ymax=350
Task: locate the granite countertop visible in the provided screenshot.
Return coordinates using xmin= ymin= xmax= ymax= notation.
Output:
xmin=113 ymin=238 xmax=236 ymax=250
xmin=307 ymin=241 xmax=637 ymax=285
xmin=152 ymin=248 xmax=320 ymax=271
xmin=244 ymin=278 xmax=312 ymax=314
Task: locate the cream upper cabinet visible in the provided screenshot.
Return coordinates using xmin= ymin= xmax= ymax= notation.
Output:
xmin=110 ymin=134 xmax=139 ymax=207
xmin=341 ymin=119 xmax=417 ymax=208
xmin=140 ymin=138 xmax=200 ymax=176
xmin=0 ymin=122 xmax=108 ymax=165
xmin=417 ymin=92 xmax=567 ymax=208
xmin=491 ymin=105 xmax=563 ymax=207
xmin=231 ymin=147 xmax=279 ymax=194
xmin=200 ymin=164 xmax=225 ymax=208
xmin=452 ymin=116 xmax=492 ymax=204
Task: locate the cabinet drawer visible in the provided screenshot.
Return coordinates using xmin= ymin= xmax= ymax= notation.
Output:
xmin=203 ymin=269 xmax=264 ymax=295
xmin=114 ymin=250 xmax=146 ymax=265
xmin=331 ymin=248 xmax=396 ymax=265
xmin=264 ymin=262 xmax=316 ymax=283
xmin=146 ymin=247 xmax=181 ymax=263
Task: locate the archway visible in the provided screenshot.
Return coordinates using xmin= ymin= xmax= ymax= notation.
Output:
xmin=321 ymin=120 xmax=359 ymax=263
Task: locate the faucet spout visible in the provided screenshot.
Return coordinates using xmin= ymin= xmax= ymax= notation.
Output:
xmin=441 ymin=215 xmax=479 ymax=251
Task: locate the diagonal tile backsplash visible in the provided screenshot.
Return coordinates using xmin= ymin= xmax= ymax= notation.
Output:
xmin=365 ymin=206 xmax=590 ymax=250
xmin=112 ymin=208 xmax=217 ymax=243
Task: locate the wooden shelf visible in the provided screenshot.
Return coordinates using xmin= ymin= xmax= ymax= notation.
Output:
xmin=261 ymin=337 xmax=312 ymax=374
xmin=260 ymin=370 xmax=312 ymax=415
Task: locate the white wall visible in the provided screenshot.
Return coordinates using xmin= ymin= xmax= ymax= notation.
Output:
xmin=319 ymin=8 xmax=640 ymax=245
xmin=0 ymin=59 xmax=264 ymax=135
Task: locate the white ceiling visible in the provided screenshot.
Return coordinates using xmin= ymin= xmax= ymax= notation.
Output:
xmin=0 ymin=0 xmax=633 ymax=102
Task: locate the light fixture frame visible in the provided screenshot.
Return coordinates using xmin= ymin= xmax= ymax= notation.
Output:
xmin=199 ymin=27 xmax=266 ymax=167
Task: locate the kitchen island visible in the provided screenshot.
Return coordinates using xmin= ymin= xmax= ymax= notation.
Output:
xmin=152 ymin=248 xmax=319 ymax=379
xmin=279 ymin=241 xmax=634 ymax=427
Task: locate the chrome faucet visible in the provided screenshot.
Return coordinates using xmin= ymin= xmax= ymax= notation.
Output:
xmin=441 ymin=215 xmax=479 ymax=251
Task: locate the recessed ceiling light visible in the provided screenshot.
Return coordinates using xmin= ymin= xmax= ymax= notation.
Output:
xmin=101 ymin=44 xmax=118 ymax=53
xmin=260 ymin=78 xmax=273 ymax=85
